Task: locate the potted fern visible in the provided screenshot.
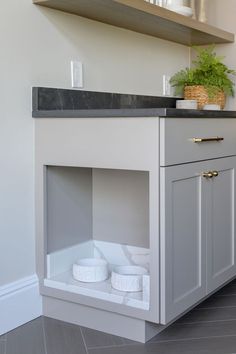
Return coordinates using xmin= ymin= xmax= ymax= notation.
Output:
xmin=170 ymin=46 xmax=236 ymax=109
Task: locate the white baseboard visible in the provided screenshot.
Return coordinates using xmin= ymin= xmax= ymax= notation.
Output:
xmin=0 ymin=274 xmax=42 ymax=335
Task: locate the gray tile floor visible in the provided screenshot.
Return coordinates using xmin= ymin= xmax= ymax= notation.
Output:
xmin=2 ymin=279 xmax=236 ymax=354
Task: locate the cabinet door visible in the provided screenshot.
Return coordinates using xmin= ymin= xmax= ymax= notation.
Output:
xmin=206 ymin=157 xmax=236 ymax=293
xmin=160 ymin=162 xmax=207 ymax=324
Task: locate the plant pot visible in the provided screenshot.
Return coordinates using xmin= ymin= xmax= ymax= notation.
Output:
xmin=184 ymin=85 xmax=225 ymax=110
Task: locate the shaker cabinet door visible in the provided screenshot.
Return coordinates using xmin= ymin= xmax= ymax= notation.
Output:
xmin=206 ymin=157 xmax=236 ymax=294
xmin=160 ymin=157 xmax=236 ymax=325
xmin=160 ymin=162 xmax=207 ymax=324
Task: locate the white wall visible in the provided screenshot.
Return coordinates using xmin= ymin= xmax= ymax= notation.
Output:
xmin=200 ymin=0 xmax=236 ymax=110
xmin=0 ymin=0 xmax=189 ymax=286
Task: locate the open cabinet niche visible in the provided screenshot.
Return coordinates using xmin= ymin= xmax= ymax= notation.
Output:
xmin=44 ymin=166 xmax=150 ymax=310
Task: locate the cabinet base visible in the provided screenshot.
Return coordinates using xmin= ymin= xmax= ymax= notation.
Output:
xmin=42 ymin=296 xmax=165 ymax=343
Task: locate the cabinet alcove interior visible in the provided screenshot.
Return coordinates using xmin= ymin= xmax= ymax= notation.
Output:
xmin=33 ymin=0 xmax=234 ymax=46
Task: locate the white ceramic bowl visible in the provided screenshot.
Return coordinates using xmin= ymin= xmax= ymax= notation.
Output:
xmin=111 ymin=266 xmax=148 ymax=292
xmin=203 ymin=104 xmax=221 ymax=111
xmin=166 ymin=0 xmax=184 ymax=6
xmin=166 ymin=5 xmax=193 ymax=16
xmin=176 ymin=99 xmax=198 ymax=109
xmin=73 ymin=258 xmax=108 ymax=283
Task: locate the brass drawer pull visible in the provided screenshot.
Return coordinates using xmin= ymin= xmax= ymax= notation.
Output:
xmin=202 ymin=171 xmax=214 ymax=178
xmin=193 ymin=137 xmax=224 ymax=143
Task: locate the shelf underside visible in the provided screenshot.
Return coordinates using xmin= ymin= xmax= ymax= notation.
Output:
xmin=33 ymin=0 xmax=234 ymax=46
xmin=44 ymin=271 xmax=149 ymax=310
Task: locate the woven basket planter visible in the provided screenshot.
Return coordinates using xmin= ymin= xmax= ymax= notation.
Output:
xmin=184 ymin=85 xmax=225 ymax=110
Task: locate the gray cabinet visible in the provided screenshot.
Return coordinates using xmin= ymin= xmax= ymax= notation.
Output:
xmin=35 ymin=115 xmax=236 ymax=342
xmin=160 ymin=156 xmax=236 ymax=325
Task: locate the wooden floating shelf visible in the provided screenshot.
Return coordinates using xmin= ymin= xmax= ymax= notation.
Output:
xmin=33 ymin=0 xmax=234 ymax=46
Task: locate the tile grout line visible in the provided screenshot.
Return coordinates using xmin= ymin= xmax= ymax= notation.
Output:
xmin=1 ymin=342 xmax=6 ymax=354
xmin=197 ymin=305 xmax=236 ymax=310
xmin=42 ymin=317 xmax=48 ymax=354
xmin=195 ymin=305 xmax=236 ymax=311
xmin=216 ymin=294 xmax=236 ymax=297
xmin=175 ymin=318 xmax=236 ymax=325
xmin=87 ymin=333 xmax=236 ymax=350
xmin=150 ymin=333 xmax=236 ymax=345
xmin=79 ymin=327 xmax=89 ymax=354
xmin=88 ymin=343 xmax=133 ymax=351
xmin=0 ymin=339 xmax=6 ymax=354
xmin=4 ymin=334 xmax=7 ymax=354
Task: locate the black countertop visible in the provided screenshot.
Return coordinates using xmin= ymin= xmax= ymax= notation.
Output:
xmin=32 ymin=87 xmax=236 ymax=119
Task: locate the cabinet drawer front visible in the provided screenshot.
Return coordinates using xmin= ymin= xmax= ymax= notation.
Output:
xmin=160 ymin=118 xmax=236 ymax=166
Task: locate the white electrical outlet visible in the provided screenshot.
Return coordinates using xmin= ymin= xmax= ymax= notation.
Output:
xmin=71 ymin=61 xmax=83 ymax=88
xmin=162 ymin=74 xmax=171 ymax=96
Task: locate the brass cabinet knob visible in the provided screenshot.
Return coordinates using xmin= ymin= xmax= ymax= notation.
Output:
xmin=202 ymin=171 xmax=214 ymax=178
xmin=212 ymin=171 xmax=219 ymax=177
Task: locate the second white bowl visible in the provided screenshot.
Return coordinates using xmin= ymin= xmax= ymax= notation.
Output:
xmin=176 ymin=99 xmax=197 ymax=109
xmin=73 ymin=258 xmax=108 ymax=283
xmin=203 ymin=104 xmax=221 ymax=110
xmin=111 ymin=266 xmax=148 ymax=292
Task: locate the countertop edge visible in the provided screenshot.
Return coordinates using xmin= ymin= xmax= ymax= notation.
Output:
xmin=32 ymin=108 xmax=236 ymax=119
xmin=32 ymin=108 xmax=168 ymax=118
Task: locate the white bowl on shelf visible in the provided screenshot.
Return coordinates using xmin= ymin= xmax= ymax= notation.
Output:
xmin=166 ymin=5 xmax=193 ymax=16
xmin=203 ymin=104 xmax=221 ymax=110
xmin=176 ymin=100 xmax=198 ymax=109
xmin=73 ymin=258 xmax=108 ymax=283
xmin=111 ymin=266 xmax=148 ymax=292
